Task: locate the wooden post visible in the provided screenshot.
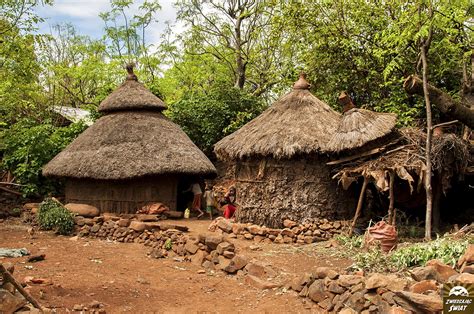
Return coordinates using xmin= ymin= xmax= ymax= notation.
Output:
xmin=421 ymin=43 xmax=433 ymax=241
xmin=388 ymin=171 xmax=395 ymax=225
xmin=349 ymin=176 xmax=369 ymax=236
xmin=0 ymin=263 xmax=44 ymax=312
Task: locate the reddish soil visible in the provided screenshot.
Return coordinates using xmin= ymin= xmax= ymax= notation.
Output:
xmin=0 ymin=218 xmax=352 ymax=313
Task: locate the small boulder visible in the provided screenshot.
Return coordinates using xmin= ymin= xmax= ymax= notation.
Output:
xmin=223 ymin=255 xmax=248 ymax=273
xmin=223 ymin=251 xmax=235 ymax=259
xmin=217 ymin=219 xmax=233 ymax=233
xmin=283 ymin=219 xmax=298 ymax=228
xmin=0 ymin=290 xmax=26 ymax=313
xmin=393 ymin=291 xmax=442 ymax=313
xmin=65 ymin=203 xmax=99 ymax=218
xmin=129 ymin=221 xmax=147 ymax=232
xmin=245 ymin=263 xmax=266 ymax=278
xmin=247 ymin=225 xmax=262 ymax=235
xmin=365 ymin=273 xmax=390 ymax=290
xmin=452 ymin=273 xmax=474 ymax=284
xmin=458 ymin=244 xmax=474 ymax=268
xmin=280 ymin=228 xmax=295 ymax=238
xmin=315 ymin=266 xmax=338 ymax=279
xmin=216 ymin=242 xmax=235 ymax=255
xmin=339 ymin=308 xmax=358 ymax=314
xmin=425 ymin=259 xmax=458 ymax=283
xmin=409 ymin=280 xmax=438 ymax=294
xmin=191 ymin=250 xmax=207 ymax=266
xmin=290 ymin=273 xmax=314 ymax=292
xmin=185 ymin=242 xmax=199 ymax=255
xmin=337 ymin=275 xmax=363 ymax=287
xmin=388 ymin=306 xmax=411 ymax=314
xmin=308 ymin=279 xmax=328 ymax=303
xmin=117 ymin=218 xmax=131 ymax=227
xmin=205 ymin=234 xmax=224 ymax=250
xmin=410 ymin=266 xmax=438 ymax=282
xmin=136 ymin=214 xmax=159 ymax=222
xmin=245 ymin=275 xmax=281 ymax=290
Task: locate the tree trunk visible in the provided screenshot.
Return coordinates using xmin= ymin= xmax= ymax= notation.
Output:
xmin=421 ymin=45 xmax=433 ymax=241
xmin=404 ymin=75 xmax=474 ymax=129
xmin=234 ymin=16 xmax=246 ymax=89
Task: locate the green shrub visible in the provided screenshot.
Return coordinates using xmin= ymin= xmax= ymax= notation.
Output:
xmin=38 ymin=198 xmax=75 ymax=235
xmin=352 ymin=237 xmax=469 ymax=272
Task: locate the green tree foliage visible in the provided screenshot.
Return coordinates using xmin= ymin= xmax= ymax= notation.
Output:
xmin=166 ymin=84 xmax=265 ymax=153
xmin=278 ymin=0 xmax=473 ymax=125
xmin=1 ymin=119 xmax=87 ymax=196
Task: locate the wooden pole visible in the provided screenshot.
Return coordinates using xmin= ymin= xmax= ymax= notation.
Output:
xmin=0 ymin=264 xmax=44 ymax=312
xmin=421 ymin=43 xmax=433 ymax=241
xmin=349 ymin=176 xmax=369 ymax=236
xmin=388 ymin=171 xmax=395 ymax=225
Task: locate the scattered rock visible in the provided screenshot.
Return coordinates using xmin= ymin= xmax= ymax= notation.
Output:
xmin=0 ymin=290 xmax=26 ymax=313
xmin=184 ymin=242 xmax=199 ymax=255
xmin=217 ymin=220 xmax=233 ymax=233
xmin=458 ymin=244 xmax=474 ymax=268
xmin=394 ymin=291 xmax=442 ymax=313
xmin=338 ymin=275 xmax=363 ymax=288
xmin=409 ymin=280 xmax=438 ymax=294
xmin=223 ymin=255 xmax=248 ymax=273
xmin=308 ymin=280 xmax=328 ymax=303
xmin=452 ymin=273 xmax=474 ymax=284
xmin=315 ymin=267 xmax=338 ymax=280
xmin=339 ymin=308 xmax=358 ymax=314
xmin=388 ymin=306 xmax=411 ymax=314
xmin=245 ymin=275 xmax=281 ymax=290
xmin=410 ymin=266 xmax=438 ymax=282
xmin=117 ymin=219 xmax=130 ymax=227
xmin=425 ymin=259 xmax=458 ymax=283
xmin=290 ymin=273 xmax=314 ymax=292
xmin=283 ymin=219 xmax=297 ymax=228
xmin=245 ymin=263 xmax=266 ymax=278
xmin=129 ymin=221 xmax=147 ymax=232
xmin=365 ymin=273 xmax=390 ymax=290
xmin=191 ymin=250 xmax=207 ymax=266
xmin=216 ymin=242 xmax=234 ymax=255
xmin=205 ymin=235 xmax=224 ymax=250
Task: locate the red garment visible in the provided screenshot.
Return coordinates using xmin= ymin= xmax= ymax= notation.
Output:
xmin=223 ymin=204 xmax=236 ymax=219
xmin=192 ymin=194 xmax=202 ymax=210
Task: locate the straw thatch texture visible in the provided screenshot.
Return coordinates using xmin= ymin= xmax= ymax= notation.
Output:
xmin=327 ymin=108 xmax=397 ymax=153
xmin=214 ymin=89 xmax=341 ymax=160
xmin=99 ymin=79 xmax=167 ymax=113
xmin=332 ymin=128 xmax=469 ymax=193
xmin=43 ymin=111 xmax=216 ymax=180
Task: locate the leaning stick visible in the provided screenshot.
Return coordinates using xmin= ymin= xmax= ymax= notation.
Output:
xmin=349 ymin=176 xmax=369 ymax=236
xmin=0 ymin=263 xmax=44 ymax=312
xmin=388 ymin=171 xmax=395 ymax=225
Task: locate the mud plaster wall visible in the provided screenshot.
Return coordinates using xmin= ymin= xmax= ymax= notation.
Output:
xmin=65 ymin=176 xmax=178 ymax=214
xmin=235 ymin=156 xmax=355 ymax=228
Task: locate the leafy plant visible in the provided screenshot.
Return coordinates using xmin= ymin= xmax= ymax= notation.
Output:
xmin=38 ymin=198 xmax=75 ymax=235
xmin=352 ymin=237 xmax=470 ymax=272
xmin=335 ymin=235 xmax=364 ymax=250
xmin=164 ymin=238 xmax=172 ymax=251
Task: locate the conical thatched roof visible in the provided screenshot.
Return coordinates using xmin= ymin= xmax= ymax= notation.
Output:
xmin=99 ymin=65 xmax=167 ymax=113
xmin=214 ymin=73 xmax=341 ymax=160
xmin=43 ymin=67 xmax=216 ymax=180
xmin=327 ymin=108 xmax=397 ymax=153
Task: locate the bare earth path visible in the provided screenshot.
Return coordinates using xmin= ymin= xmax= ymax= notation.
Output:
xmin=0 ymin=219 xmax=352 ymax=313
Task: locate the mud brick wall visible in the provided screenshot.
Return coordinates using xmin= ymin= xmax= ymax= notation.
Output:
xmin=234 ymin=156 xmax=355 ymax=228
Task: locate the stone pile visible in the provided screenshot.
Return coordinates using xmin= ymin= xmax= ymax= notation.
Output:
xmin=75 ymin=214 xmax=189 ymax=259
xmin=209 ymin=217 xmax=349 ymax=244
xmin=290 ymin=246 xmax=474 ymax=313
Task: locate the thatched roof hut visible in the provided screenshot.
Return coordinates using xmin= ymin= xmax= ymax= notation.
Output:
xmin=43 ymin=66 xmax=216 ymax=213
xmin=327 ymin=92 xmax=397 ymax=153
xmin=214 ymin=74 xmax=355 ymax=228
xmin=214 ymin=73 xmax=341 ymax=160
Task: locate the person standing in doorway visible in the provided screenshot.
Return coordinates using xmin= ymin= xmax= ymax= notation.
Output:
xmin=189 ymin=182 xmax=204 ymax=218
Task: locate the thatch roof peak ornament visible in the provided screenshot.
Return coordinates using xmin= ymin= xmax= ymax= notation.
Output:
xmin=98 ymin=64 xmax=167 ymax=113
xmin=125 ymin=63 xmax=138 ymax=81
xmin=326 ymin=92 xmax=397 ymax=153
xmin=293 ymin=72 xmax=311 ymax=90
xmin=338 ymin=91 xmax=356 ymax=113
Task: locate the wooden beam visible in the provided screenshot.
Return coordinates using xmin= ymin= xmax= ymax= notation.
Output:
xmin=388 ymin=171 xmax=395 ymax=225
xmin=0 ymin=263 xmax=44 ymax=312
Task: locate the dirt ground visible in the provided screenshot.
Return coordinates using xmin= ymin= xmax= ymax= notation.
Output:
xmin=0 ymin=218 xmax=352 ymax=313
